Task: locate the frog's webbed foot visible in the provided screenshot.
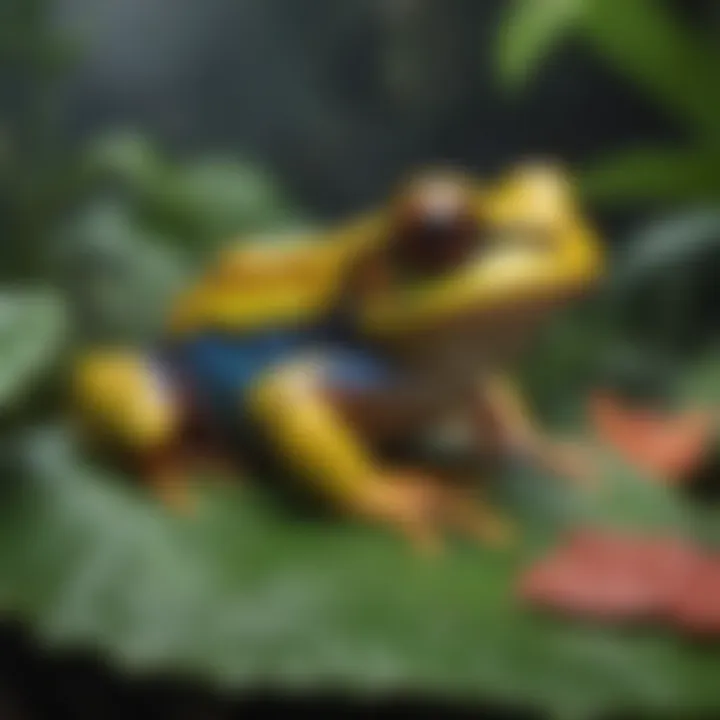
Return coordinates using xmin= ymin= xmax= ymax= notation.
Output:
xmin=142 ymin=450 xmax=199 ymax=516
xmin=338 ymin=471 xmax=446 ymax=556
xmin=436 ymin=483 xmax=518 ymax=549
xmin=359 ymin=472 xmax=516 ymax=555
xmin=403 ymin=521 xmax=446 ymax=558
xmin=354 ymin=468 xmax=518 ymax=554
xmin=464 ymin=503 xmax=518 ymax=548
xmin=143 ymin=447 xmax=246 ymax=514
xmin=539 ymin=438 xmax=600 ymax=490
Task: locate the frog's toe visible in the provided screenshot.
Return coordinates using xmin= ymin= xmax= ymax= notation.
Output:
xmin=445 ymin=494 xmax=519 ymax=549
xmin=152 ymin=479 xmax=197 ymax=516
xmin=142 ymin=455 xmax=198 ymax=516
xmin=404 ymin=522 xmax=445 ymax=558
xmin=474 ymin=513 xmax=518 ymax=549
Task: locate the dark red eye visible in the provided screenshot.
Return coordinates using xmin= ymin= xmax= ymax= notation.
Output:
xmin=387 ymin=175 xmax=484 ymax=278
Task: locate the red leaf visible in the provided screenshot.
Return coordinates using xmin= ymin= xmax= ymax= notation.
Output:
xmin=519 ymin=529 xmax=704 ymax=623
xmin=587 ymin=392 xmax=716 ymax=483
xmin=666 ymin=556 xmax=720 ymax=636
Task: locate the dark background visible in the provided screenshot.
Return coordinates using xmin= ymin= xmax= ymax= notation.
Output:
xmin=55 ymin=0 xmax=693 ymax=216
xmin=2 ymin=1 xmax=720 ymax=718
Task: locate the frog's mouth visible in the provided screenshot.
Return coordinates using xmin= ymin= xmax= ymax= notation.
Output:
xmin=359 ymin=220 xmax=604 ymax=338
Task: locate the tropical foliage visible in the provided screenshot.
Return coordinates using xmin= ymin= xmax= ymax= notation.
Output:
xmin=0 ymin=1 xmax=720 ymax=718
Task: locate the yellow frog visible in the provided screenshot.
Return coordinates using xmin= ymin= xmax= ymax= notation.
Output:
xmin=71 ymin=161 xmax=604 ymax=553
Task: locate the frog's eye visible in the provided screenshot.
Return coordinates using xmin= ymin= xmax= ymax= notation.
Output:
xmin=388 ymin=178 xmax=486 ymax=278
xmin=391 ymin=210 xmax=483 ymax=277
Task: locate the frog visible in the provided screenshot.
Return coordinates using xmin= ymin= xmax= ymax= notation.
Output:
xmin=71 ymin=161 xmax=605 ymax=553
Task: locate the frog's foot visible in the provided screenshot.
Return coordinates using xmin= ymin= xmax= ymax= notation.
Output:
xmin=349 ymin=472 xmax=447 ymax=556
xmin=470 ymin=506 xmax=518 ymax=548
xmin=142 ymin=452 xmax=198 ymax=516
xmin=439 ymin=485 xmax=518 ymax=549
xmin=537 ymin=438 xmax=600 ymax=491
xmin=399 ymin=522 xmax=444 ymax=558
xmin=153 ymin=475 xmax=196 ymax=515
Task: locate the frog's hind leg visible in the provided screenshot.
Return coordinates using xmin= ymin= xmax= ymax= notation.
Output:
xmin=72 ymin=350 xmax=198 ymax=512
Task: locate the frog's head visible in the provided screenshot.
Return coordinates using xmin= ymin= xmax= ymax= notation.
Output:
xmin=355 ymin=162 xmax=605 ymax=357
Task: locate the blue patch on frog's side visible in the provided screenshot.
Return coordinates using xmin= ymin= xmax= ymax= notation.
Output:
xmin=161 ymin=323 xmax=398 ymax=432
xmin=320 ymin=349 xmax=398 ymax=392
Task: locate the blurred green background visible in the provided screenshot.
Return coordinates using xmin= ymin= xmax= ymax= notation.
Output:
xmin=1 ymin=1 xmax=720 ymax=718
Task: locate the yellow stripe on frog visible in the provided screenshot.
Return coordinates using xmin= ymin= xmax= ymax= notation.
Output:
xmin=167 ymin=212 xmax=386 ymax=336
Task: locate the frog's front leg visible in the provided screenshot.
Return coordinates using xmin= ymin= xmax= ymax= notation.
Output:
xmin=476 ymin=374 xmax=597 ymax=488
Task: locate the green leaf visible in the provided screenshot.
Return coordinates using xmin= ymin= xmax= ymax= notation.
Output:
xmin=82 ymin=131 xmax=168 ymax=195
xmin=681 ymin=353 xmax=720 ymax=415
xmin=519 ymin=302 xmax=613 ymax=421
xmin=581 ymin=147 xmax=720 ymax=204
xmin=604 ymin=210 xmax=720 ymax=355
xmin=56 ymin=200 xmax=187 ymax=344
xmin=496 ymin=0 xmax=586 ymax=89
xmin=582 ymin=0 xmax=720 ymax=138
xmin=0 ymin=289 xmax=67 ymax=412
xmin=1 ymin=421 xmax=720 ymax=715
xmin=611 ymin=209 xmax=720 ymax=291
xmin=81 ymin=134 xmax=305 ymax=248
xmin=172 ymin=158 xmax=305 ymax=241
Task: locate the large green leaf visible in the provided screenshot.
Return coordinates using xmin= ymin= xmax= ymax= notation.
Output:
xmin=518 ymin=302 xmax=614 ymax=422
xmin=1 ymin=411 xmax=720 ymax=716
xmin=55 ymin=200 xmax=187 ymax=344
xmin=582 ymin=0 xmax=720 ymax=139
xmin=82 ymin=131 xmax=168 ymax=196
xmin=610 ymin=209 xmax=720 ymax=292
xmin=496 ymin=0 xmax=720 ymax=140
xmin=496 ymin=0 xmax=587 ymax=90
xmin=0 ymin=288 xmax=67 ymax=411
xmin=83 ymin=136 xmax=305 ymax=247
xmin=171 ymin=158 xmax=306 ymax=241
xmin=581 ymin=147 xmax=720 ymax=205
xmin=602 ymin=210 xmax=720 ymax=354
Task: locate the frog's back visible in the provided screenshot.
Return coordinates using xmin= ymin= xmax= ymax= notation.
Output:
xmin=161 ymin=218 xmax=386 ymax=424
xmin=167 ymin=217 xmax=382 ymax=339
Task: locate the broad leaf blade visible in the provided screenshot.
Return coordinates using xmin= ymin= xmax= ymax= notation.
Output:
xmin=0 ymin=422 xmax=719 ymax=715
xmin=0 ymin=288 xmax=67 ymax=411
xmin=175 ymin=158 xmax=305 ymax=241
xmin=603 ymin=210 xmax=720 ymax=355
xmin=56 ymin=200 xmax=187 ymax=343
xmin=611 ymin=210 xmax=720 ymax=291
xmin=581 ymin=147 xmax=720 ymax=204
xmin=583 ymin=0 xmax=720 ymax=138
xmin=497 ymin=0 xmax=586 ymax=89
xmin=83 ymin=130 xmax=167 ymax=195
